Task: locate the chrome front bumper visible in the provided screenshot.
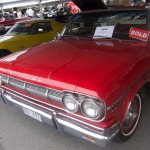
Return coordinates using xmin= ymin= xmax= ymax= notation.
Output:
xmin=0 ymin=88 xmax=119 ymax=147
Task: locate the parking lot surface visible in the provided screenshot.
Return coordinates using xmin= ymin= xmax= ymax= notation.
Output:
xmin=0 ymin=95 xmax=150 ymax=150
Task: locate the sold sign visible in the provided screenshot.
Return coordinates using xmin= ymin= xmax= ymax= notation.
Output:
xmin=129 ymin=27 xmax=150 ymax=41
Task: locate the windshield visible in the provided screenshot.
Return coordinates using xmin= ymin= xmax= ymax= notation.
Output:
xmin=7 ymin=23 xmax=35 ymax=35
xmin=62 ymin=10 xmax=147 ymax=41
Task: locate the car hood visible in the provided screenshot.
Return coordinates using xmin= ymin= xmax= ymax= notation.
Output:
xmin=72 ymin=0 xmax=107 ymax=11
xmin=0 ymin=39 xmax=147 ymax=97
xmin=0 ymin=34 xmax=29 ymax=43
xmin=0 ymin=35 xmax=15 ymax=42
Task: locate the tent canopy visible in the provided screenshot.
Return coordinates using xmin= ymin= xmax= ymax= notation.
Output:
xmin=0 ymin=0 xmax=62 ymax=9
xmin=0 ymin=0 xmax=22 ymax=4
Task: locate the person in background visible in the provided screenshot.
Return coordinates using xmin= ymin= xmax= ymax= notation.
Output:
xmin=67 ymin=1 xmax=80 ymax=14
xmin=0 ymin=13 xmax=2 ymax=20
xmin=63 ymin=2 xmax=72 ymax=15
xmin=26 ymin=7 xmax=34 ymax=18
xmin=17 ymin=9 xmax=22 ymax=18
xmin=145 ymin=0 xmax=150 ymax=7
xmin=13 ymin=10 xmax=17 ymax=18
xmin=21 ymin=9 xmax=26 ymax=17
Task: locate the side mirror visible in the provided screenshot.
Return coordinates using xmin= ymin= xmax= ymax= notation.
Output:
xmin=38 ymin=28 xmax=43 ymax=34
xmin=54 ymin=32 xmax=61 ymax=40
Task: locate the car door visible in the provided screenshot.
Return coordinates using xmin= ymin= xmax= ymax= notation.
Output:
xmin=27 ymin=21 xmax=54 ymax=47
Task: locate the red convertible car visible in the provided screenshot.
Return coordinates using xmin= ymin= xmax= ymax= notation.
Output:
xmin=0 ymin=6 xmax=149 ymax=147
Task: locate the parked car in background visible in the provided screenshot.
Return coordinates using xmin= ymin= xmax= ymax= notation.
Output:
xmin=131 ymin=0 xmax=145 ymax=7
xmin=0 ymin=25 xmax=12 ymax=35
xmin=0 ymin=15 xmax=30 ymax=26
xmin=0 ymin=15 xmax=31 ymax=35
xmin=0 ymin=19 xmax=64 ymax=57
xmin=0 ymin=6 xmax=149 ymax=147
xmin=0 ymin=24 xmax=6 ymax=35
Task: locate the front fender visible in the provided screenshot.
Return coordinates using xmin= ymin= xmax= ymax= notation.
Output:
xmin=119 ymin=78 xmax=147 ymax=125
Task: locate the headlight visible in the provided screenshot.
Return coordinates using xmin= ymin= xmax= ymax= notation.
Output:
xmin=81 ymin=99 xmax=105 ymax=119
xmin=62 ymin=94 xmax=78 ymax=113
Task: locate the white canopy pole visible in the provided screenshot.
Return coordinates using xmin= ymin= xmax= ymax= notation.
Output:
xmin=38 ymin=0 xmax=43 ymax=18
xmin=0 ymin=4 xmax=4 ymax=15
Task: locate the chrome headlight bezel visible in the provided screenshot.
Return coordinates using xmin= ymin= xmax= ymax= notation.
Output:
xmin=62 ymin=93 xmax=79 ymax=113
xmin=62 ymin=92 xmax=106 ymax=121
xmin=81 ymin=98 xmax=105 ymax=120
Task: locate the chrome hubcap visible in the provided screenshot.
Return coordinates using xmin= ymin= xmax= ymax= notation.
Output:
xmin=121 ymin=94 xmax=141 ymax=136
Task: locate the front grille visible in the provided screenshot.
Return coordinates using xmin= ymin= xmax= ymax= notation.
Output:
xmin=1 ymin=74 xmax=64 ymax=102
xmin=1 ymin=75 xmax=9 ymax=83
xmin=48 ymin=89 xmax=64 ymax=99
xmin=9 ymin=77 xmax=25 ymax=89
xmin=26 ymin=83 xmax=47 ymax=96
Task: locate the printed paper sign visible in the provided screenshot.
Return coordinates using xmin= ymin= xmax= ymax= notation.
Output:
xmin=94 ymin=26 xmax=115 ymax=38
xmin=129 ymin=27 xmax=150 ymax=41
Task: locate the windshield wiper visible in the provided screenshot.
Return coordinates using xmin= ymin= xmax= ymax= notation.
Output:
xmin=61 ymin=34 xmax=123 ymax=42
xmin=92 ymin=35 xmax=146 ymax=42
xmin=61 ymin=35 xmax=80 ymax=39
xmin=87 ymin=35 xmax=122 ymax=42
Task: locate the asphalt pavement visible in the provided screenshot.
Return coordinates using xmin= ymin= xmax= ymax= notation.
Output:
xmin=0 ymin=95 xmax=150 ymax=150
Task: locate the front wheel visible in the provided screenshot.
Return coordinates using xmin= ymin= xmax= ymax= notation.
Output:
xmin=116 ymin=93 xmax=142 ymax=142
xmin=0 ymin=49 xmax=12 ymax=58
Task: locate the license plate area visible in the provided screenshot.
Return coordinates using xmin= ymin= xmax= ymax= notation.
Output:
xmin=23 ymin=107 xmax=42 ymax=122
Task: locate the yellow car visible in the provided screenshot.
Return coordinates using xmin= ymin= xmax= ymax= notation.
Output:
xmin=0 ymin=19 xmax=64 ymax=57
